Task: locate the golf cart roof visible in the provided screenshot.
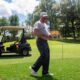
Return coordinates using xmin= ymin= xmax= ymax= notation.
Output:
xmin=0 ymin=26 xmax=25 ymax=30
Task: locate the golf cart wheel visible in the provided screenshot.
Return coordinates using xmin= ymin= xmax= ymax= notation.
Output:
xmin=0 ymin=52 xmax=2 ymax=56
xmin=22 ymin=50 xmax=29 ymax=56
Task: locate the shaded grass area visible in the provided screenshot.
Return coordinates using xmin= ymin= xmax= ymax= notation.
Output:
xmin=0 ymin=39 xmax=80 ymax=80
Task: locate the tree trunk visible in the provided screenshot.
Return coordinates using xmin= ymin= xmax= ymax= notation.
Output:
xmin=71 ymin=20 xmax=76 ymax=39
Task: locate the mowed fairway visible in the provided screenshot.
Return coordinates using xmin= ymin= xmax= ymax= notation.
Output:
xmin=0 ymin=39 xmax=80 ymax=80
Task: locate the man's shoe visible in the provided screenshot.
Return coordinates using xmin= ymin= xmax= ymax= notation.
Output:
xmin=43 ymin=73 xmax=54 ymax=76
xmin=29 ymin=66 xmax=37 ymax=76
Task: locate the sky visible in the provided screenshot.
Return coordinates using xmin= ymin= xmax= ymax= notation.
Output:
xmin=0 ymin=0 xmax=59 ymax=23
xmin=0 ymin=0 xmax=39 ymax=23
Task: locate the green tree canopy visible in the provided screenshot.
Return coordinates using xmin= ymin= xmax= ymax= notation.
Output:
xmin=0 ymin=17 xmax=9 ymax=26
xmin=9 ymin=15 xmax=19 ymax=26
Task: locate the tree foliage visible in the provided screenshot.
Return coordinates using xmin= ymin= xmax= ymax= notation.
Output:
xmin=0 ymin=17 xmax=9 ymax=26
xmin=9 ymin=15 xmax=19 ymax=26
xmin=25 ymin=13 xmax=33 ymax=26
xmin=60 ymin=0 xmax=80 ymax=39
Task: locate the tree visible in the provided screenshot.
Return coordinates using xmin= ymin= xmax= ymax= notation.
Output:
xmin=9 ymin=15 xmax=19 ymax=40
xmin=25 ymin=13 xmax=33 ymax=26
xmin=9 ymin=15 xmax=19 ymax=26
xmin=32 ymin=6 xmax=41 ymax=25
xmin=0 ymin=17 xmax=9 ymax=26
xmin=60 ymin=0 xmax=79 ymax=39
xmin=75 ymin=0 xmax=80 ymax=38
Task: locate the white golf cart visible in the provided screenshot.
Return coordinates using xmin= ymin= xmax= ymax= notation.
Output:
xmin=0 ymin=26 xmax=31 ymax=56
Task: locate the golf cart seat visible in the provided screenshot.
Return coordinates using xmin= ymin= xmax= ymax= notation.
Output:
xmin=0 ymin=42 xmax=4 ymax=48
xmin=7 ymin=43 xmax=17 ymax=52
xmin=0 ymin=42 xmax=5 ymax=53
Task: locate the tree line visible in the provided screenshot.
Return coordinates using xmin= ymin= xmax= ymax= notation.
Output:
xmin=0 ymin=15 xmax=19 ymax=26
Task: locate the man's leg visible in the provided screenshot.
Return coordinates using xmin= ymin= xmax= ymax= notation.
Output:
xmin=32 ymin=56 xmax=43 ymax=72
xmin=42 ymin=42 xmax=50 ymax=75
xmin=31 ymin=40 xmax=44 ymax=72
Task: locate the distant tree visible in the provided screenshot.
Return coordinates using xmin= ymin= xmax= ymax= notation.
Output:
xmin=32 ymin=6 xmax=41 ymax=25
xmin=75 ymin=0 xmax=80 ymax=38
xmin=0 ymin=17 xmax=9 ymax=26
xmin=25 ymin=13 xmax=33 ymax=26
xmin=60 ymin=0 xmax=79 ymax=39
xmin=9 ymin=15 xmax=19 ymax=40
xmin=9 ymin=15 xmax=19 ymax=26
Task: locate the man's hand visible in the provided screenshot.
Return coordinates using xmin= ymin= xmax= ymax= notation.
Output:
xmin=33 ymin=28 xmax=53 ymax=40
xmin=48 ymin=34 xmax=53 ymax=39
xmin=41 ymin=34 xmax=53 ymax=40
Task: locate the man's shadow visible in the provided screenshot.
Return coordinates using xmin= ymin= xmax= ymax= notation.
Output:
xmin=31 ymin=75 xmax=57 ymax=80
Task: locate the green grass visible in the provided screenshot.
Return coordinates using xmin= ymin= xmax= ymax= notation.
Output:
xmin=0 ymin=39 xmax=80 ymax=80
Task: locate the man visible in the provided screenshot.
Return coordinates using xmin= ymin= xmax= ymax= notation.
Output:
xmin=30 ymin=12 xmax=53 ymax=76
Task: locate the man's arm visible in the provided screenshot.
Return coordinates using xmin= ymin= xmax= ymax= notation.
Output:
xmin=33 ymin=28 xmax=52 ymax=40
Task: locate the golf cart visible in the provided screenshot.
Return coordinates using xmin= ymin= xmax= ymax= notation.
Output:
xmin=0 ymin=26 xmax=31 ymax=56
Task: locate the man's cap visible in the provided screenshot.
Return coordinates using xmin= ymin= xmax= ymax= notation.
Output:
xmin=40 ymin=12 xmax=48 ymax=17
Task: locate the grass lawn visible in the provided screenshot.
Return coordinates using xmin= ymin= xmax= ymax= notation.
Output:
xmin=0 ymin=39 xmax=80 ymax=80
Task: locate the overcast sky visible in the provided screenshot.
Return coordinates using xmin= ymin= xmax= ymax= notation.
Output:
xmin=0 ymin=0 xmax=59 ymax=23
xmin=0 ymin=0 xmax=39 ymax=17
